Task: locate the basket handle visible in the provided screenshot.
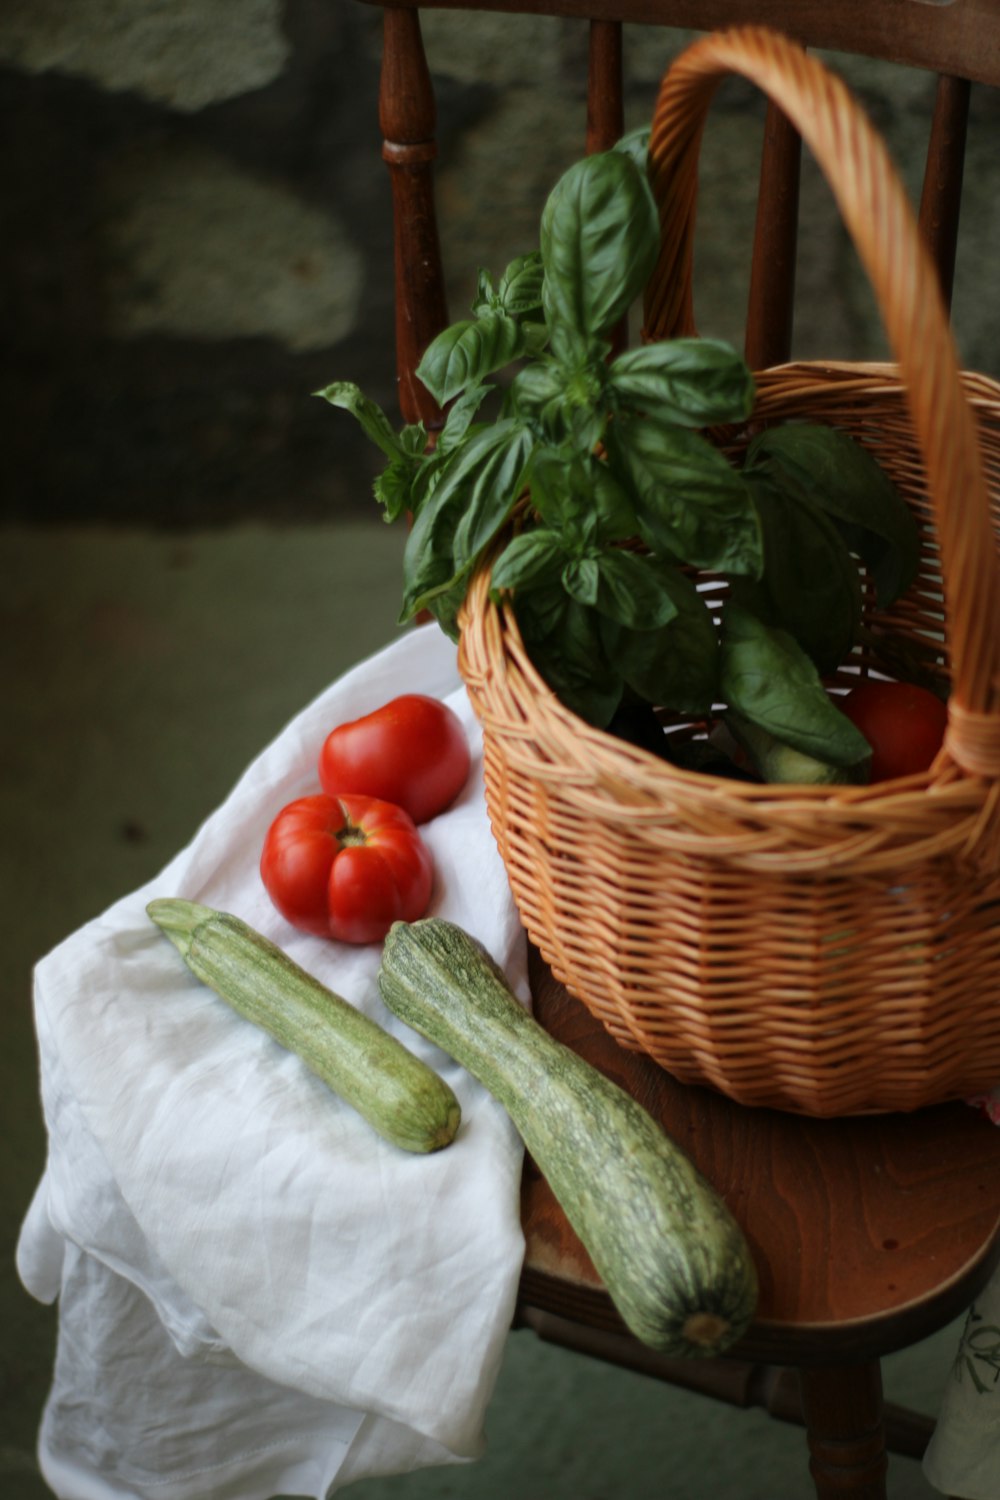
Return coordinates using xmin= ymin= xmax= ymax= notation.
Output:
xmin=643 ymin=27 xmax=1000 ymax=776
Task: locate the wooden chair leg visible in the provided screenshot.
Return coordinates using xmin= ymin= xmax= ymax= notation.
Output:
xmin=800 ymin=1360 xmax=889 ymax=1500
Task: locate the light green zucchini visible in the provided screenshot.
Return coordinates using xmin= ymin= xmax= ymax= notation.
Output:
xmin=146 ymin=898 xmax=460 ymax=1153
xmin=377 ymin=917 xmax=758 ymax=1356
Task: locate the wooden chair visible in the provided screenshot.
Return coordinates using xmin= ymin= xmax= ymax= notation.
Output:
xmin=357 ymin=3 xmax=1000 ymax=1494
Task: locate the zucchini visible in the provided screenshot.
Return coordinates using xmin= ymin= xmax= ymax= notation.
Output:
xmin=378 ymin=918 xmax=758 ymax=1356
xmin=147 ymin=898 xmax=461 ymax=1154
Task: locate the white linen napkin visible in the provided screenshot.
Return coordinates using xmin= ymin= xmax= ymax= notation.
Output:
xmin=923 ymin=1273 xmax=1000 ymax=1500
xmin=17 ymin=624 xmax=528 ymax=1500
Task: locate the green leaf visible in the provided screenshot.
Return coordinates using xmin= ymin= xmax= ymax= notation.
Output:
xmin=472 ymin=267 xmax=499 ymax=314
xmin=738 ymin=467 xmax=862 ymax=673
xmin=523 ymin=449 xmax=635 ymax=549
xmin=724 ymin=713 xmax=864 ymax=785
xmin=613 ymin=125 xmax=651 ymax=173
xmin=745 ymin=424 xmax=920 ymax=606
xmin=509 ymin=352 xmax=608 ymax=450
xmin=314 ymin=381 xmax=404 ymax=461
xmin=422 ymin=574 xmax=469 ymax=642
xmin=497 ymin=252 xmax=545 ymax=316
xmin=523 ymin=444 xmax=588 ymax=530
xmin=609 ymin=338 xmax=755 ymax=427
xmin=399 ymin=422 xmax=428 ymax=456
xmin=489 ymin=529 xmax=567 ymax=595
xmin=562 ymin=555 xmax=601 ymax=606
xmin=399 ymin=477 xmax=467 ymax=621
xmin=540 ymin=151 xmax=659 ymax=341
xmin=394 ymin=416 xmax=530 ymax=620
xmin=719 ymin=604 xmax=871 ymax=767
xmin=373 ymin=459 xmax=419 ymax=523
xmin=609 ymin=567 xmax=720 ymax=714
xmin=591 ymin=461 xmax=639 ymax=542
xmin=519 ymin=320 xmax=550 ymax=358
xmin=592 ymin=550 xmax=681 ymax=630
xmin=437 ymin=383 xmax=494 ymax=453
xmin=510 ymin=359 xmax=569 ymax=437
xmin=609 ymin=416 xmax=763 ymax=576
xmin=516 ymin=590 xmax=624 ymax=726
xmin=417 ymin=311 xmax=524 ymax=406
xmin=451 ymin=420 xmax=534 ymax=570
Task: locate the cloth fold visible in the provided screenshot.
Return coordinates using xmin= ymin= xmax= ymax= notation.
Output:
xmin=18 ymin=625 xmax=528 ymax=1500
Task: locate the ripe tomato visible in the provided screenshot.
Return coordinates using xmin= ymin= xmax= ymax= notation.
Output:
xmin=260 ymin=793 xmax=433 ymax=945
xmin=319 ymin=694 xmax=471 ymax=825
xmin=840 ymin=679 xmax=948 ymax=782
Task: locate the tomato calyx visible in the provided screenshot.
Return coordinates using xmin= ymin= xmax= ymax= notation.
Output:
xmin=331 ymin=814 xmax=371 ymax=849
xmin=259 ymin=792 xmax=434 ymax=945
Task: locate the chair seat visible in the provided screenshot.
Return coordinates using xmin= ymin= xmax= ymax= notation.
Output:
xmin=518 ymin=944 xmax=1000 ymax=1371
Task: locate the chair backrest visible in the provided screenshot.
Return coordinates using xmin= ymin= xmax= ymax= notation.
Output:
xmin=359 ymin=0 xmax=999 ymax=428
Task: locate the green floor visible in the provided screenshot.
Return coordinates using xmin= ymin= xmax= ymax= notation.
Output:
xmin=1 ymin=521 xmax=967 ymax=1499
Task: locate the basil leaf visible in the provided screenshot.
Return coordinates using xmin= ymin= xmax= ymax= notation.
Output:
xmin=373 ymin=458 xmax=419 ymax=523
xmin=745 ymin=424 xmax=920 ymax=606
xmin=472 ymin=267 xmax=498 ymax=314
xmin=724 ymin=712 xmax=865 ymax=785
xmin=490 ymin=529 xmax=566 ymax=595
xmin=520 ymin=320 xmax=550 ymax=358
xmin=399 ymin=422 xmax=428 ymax=456
xmin=540 ymin=151 xmax=659 ymax=341
xmin=510 ymin=349 xmax=609 ymax=451
xmin=592 ymin=550 xmax=681 ymax=630
xmin=510 ymin=359 xmax=568 ymax=437
xmin=314 ymin=381 xmax=404 ymax=461
xmin=399 ymin=480 xmax=466 ymax=622
xmin=523 ymin=449 xmax=634 ymax=549
xmin=609 ymin=416 xmax=764 ymax=576
xmin=719 ymin=604 xmax=871 ymax=766
xmin=417 ymin=309 xmax=523 ymax=406
xmin=613 ymin=125 xmax=651 ymax=173
xmin=399 ymin=421 xmax=528 ymax=617
xmin=423 ymin=574 xmax=469 ymax=642
xmin=451 ymin=420 xmax=534 ymax=569
xmin=738 ymin=467 xmax=862 ymax=673
xmin=516 ymin=590 xmax=623 ymax=726
xmin=497 ymin=252 xmax=545 ymax=316
xmin=437 ymin=383 xmax=494 ymax=453
xmin=562 ymin=555 xmax=601 ymax=607
xmin=610 ymin=338 xmax=755 ymax=427
xmin=591 ymin=461 xmax=639 ymax=542
xmin=609 ymin=567 xmax=719 ymax=714
xmin=523 ymin=444 xmax=587 ymax=531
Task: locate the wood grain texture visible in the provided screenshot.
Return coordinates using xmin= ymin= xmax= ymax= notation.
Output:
xmin=520 ymin=946 xmax=1000 ymax=1366
xmin=355 ymin=0 xmax=1000 ymax=89
xmin=380 ymin=7 xmax=448 ymax=428
xmin=919 ymin=73 xmax=971 ymax=312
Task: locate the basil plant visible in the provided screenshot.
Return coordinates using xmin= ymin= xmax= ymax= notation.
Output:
xmin=319 ymin=140 xmax=920 ymax=782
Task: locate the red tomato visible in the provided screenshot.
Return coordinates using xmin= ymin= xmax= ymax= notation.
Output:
xmin=840 ymin=680 xmax=948 ymax=782
xmin=260 ymin=793 xmax=433 ymax=945
xmin=319 ymin=694 xmax=471 ymax=825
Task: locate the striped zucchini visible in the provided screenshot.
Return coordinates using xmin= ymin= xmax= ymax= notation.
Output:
xmin=378 ymin=918 xmax=758 ymax=1356
xmin=147 ymin=898 xmax=460 ymax=1153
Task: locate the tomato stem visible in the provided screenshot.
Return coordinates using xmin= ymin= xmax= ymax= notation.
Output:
xmin=334 ymin=817 xmax=369 ymax=849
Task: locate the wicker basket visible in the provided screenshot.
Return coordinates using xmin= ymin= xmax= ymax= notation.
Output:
xmin=457 ymin=27 xmax=1000 ymax=1117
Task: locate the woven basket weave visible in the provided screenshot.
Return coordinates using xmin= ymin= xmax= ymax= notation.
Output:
xmin=457 ymin=27 xmax=1000 ymax=1117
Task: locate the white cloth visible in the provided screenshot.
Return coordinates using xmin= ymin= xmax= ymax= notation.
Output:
xmin=17 ymin=625 xmax=528 ymax=1500
xmin=924 ymin=1273 xmax=1000 ymax=1499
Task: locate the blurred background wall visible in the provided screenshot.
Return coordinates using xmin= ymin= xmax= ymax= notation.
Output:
xmin=4 ymin=0 xmax=1000 ymax=533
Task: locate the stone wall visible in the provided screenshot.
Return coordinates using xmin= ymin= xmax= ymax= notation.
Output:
xmin=3 ymin=0 xmax=998 ymax=524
